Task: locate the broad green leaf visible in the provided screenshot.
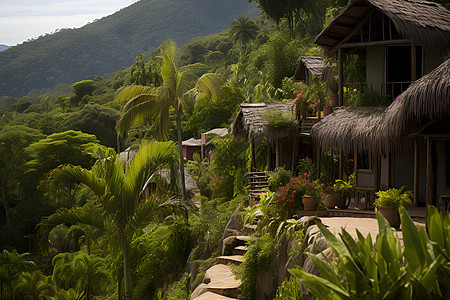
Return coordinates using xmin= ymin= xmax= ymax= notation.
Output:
xmin=291 ymin=268 xmax=350 ymax=299
xmin=306 ymin=253 xmax=345 ymax=289
xmin=399 ymin=206 xmax=428 ymax=272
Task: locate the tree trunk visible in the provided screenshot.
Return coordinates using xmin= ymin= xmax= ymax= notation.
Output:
xmin=175 ymin=102 xmax=186 ymax=200
xmin=2 ymin=194 xmax=10 ymax=225
xmin=122 ymin=238 xmax=133 ymax=300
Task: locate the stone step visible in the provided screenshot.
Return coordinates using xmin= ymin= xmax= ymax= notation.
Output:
xmin=202 ymin=264 xmax=241 ymax=298
xmin=193 ymin=291 xmax=238 ymax=300
xmin=232 ymin=245 xmax=247 ymax=255
xmin=216 ymin=255 xmax=244 ymax=266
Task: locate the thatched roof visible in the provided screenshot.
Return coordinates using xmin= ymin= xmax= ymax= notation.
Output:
xmin=311 ymin=107 xmax=388 ymax=154
xmin=204 ymin=127 xmax=228 ymax=137
xmin=382 ymin=58 xmax=450 ymax=137
xmin=315 ymin=0 xmax=450 ymax=51
xmin=182 ymin=137 xmax=201 ymax=147
xmin=312 ymin=59 xmax=450 ymax=155
xmin=294 ymin=56 xmax=325 ymax=81
xmin=231 ymin=102 xmax=296 ymax=143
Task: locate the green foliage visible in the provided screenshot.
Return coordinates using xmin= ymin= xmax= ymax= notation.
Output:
xmin=132 ymin=219 xmax=192 ymax=298
xmin=209 ymin=137 xmax=249 ymax=199
xmin=274 ymin=275 xmax=303 ymax=300
xmin=374 ymin=186 xmax=413 ymax=208
xmin=333 ymin=173 xmax=355 ymax=198
xmin=26 ymin=130 xmax=99 ymax=184
xmin=14 ymin=270 xmax=56 ymax=300
xmin=0 ymin=249 xmax=36 ymax=299
xmin=292 ymin=206 xmax=450 ymax=299
xmin=38 ymin=141 xmax=180 ymax=299
xmin=62 ymin=104 xmax=120 ymax=148
xmin=268 ymin=167 xmax=293 ymax=191
xmin=161 ymin=273 xmax=190 ymax=300
xmin=229 ymin=16 xmax=259 ymax=45
xmin=190 ymin=195 xmax=244 ymax=260
xmin=296 ymin=157 xmax=316 ymax=179
xmin=72 ymin=80 xmax=98 ymax=99
xmin=50 ymin=288 xmax=84 ymax=300
xmin=0 ymin=0 xmax=258 ymax=97
xmin=237 ymin=233 xmax=277 ymax=299
xmin=243 ymin=190 xmax=275 ymax=229
xmin=264 ymin=108 xmax=296 ymax=130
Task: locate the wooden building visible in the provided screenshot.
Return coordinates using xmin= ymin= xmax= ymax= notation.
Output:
xmin=231 ymin=102 xmax=300 ymax=171
xmin=315 ymin=0 xmax=450 ymax=105
xmin=293 ymin=56 xmax=326 ymax=84
xmin=312 ymin=58 xmax=450 ymax=208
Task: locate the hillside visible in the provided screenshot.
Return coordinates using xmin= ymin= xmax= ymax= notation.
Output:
xmin=0 ymin=0 xmax=258 ymax=97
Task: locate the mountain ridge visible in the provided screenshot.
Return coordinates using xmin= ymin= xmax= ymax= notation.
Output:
xmin=0 ymin=0 xmax=258 ymax=97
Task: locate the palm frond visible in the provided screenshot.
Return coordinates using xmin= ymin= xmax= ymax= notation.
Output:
xmin=38 ymin=205 xmax=106 ymax=254
xmin=159 ymin=40 xmax=179 ymax=93
xmin=115 ymin=100 xmax=160 ymax=137
xmin=127 ymin=195 xmax=160 ymax=238
xmin=115 ymin=85 xmax=154 ymax=106
xmin=47 ymin=165 xmax=106 ymax=199
xmin=196 ymin=73 xmax=223 ymax=102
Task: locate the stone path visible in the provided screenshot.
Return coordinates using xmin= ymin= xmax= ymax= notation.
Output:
xmin=191 ymin=236 xmax=249 ymax=300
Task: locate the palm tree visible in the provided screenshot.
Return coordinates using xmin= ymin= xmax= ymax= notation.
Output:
xmin=229 ymin=16 xmax=259 ymax=46
xmin=38 ymin=141 xmax=179 ymax=300
xmin=115 ymin=39 xmax=222 ymax=200
xmin=72 ymin=253 xmax=109 ymax=299
xmin=0 ymin=250 xmax=35 ymax=299
xmin=14 ymin=270 xmax=56 ymax=300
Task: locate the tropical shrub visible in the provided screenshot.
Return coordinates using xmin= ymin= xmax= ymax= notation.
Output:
xmin=273 ymin=175 xmax=324 ymax=218
xmin=374 ymin=186 xmax=413 ymax=208
xmin=274 ymin=275 xmax=303 ymax=300
xmin=292 ymin=206 xmax=450 ymax=299
xmin=268 ymin=167 xmax=292 ymax=191
xmin=264 ymin=109 xmax=296 ymax=130
xmin=237 ymin=233 xmax=277 ymax=300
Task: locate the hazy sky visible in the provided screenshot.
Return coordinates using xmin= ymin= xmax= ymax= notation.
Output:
xmin=0 ymin=0 xmax=138 ymax=46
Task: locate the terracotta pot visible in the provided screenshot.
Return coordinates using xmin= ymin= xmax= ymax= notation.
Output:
xmin=336 ymin=197 xmax=351 ymax=209
xmin=329 ymin=94 xmax=338 ymax=107
xmin=323 ymin=105 xmax=333 ymax=116
xmin=324 ymin=192 xmax=339 ymax=209
xmin=302 ymin=195 xmax=318 ymax=211
xmin=377 ymin=206 xmax=401 ymax=229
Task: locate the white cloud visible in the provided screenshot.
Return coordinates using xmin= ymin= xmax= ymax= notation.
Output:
xmin=0 ymin=0 xmax=137 ymax=46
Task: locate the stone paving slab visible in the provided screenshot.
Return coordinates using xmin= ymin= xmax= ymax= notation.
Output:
xmin=320 ymin=217 xmax=425 ymax=241
xmin=194 ymin=292 xmax=237 ymax=300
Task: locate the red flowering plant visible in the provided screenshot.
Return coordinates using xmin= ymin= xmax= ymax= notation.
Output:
xmin=303 ymin=179 xmax=325 ymax=199
xmin=273 ymin=174 xmax=308 ymax=218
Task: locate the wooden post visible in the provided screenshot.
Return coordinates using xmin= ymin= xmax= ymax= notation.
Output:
xmin=316 ymin=144 xmax=321 ymax=179
xmin=426 ymin=137 xmax=435 ymax=210
xmin=414 ymin=139 xmax=419 ymax=206
xmin=276 ymin=140 xmax=280 ymax=168
xmin=291 ymin=134 xmax=298 ymax=172
xmin=267 ymin=143 xmax=272 ymax=171
xmin=339 ymin=148 xmax=344 ymax=179
xmin=338 ymin=47 xmax=344 ymax=107
xmin=251 ymin=139 xmax=256 ymax=171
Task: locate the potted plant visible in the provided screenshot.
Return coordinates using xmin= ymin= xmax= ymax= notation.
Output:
xmin=327 ymin=76 xmax=339 ymax=107
xmin=302 ymin=179 xmax=324 ymax=211
xmin=324 ymin=185 xmax=339 ymax=209
xmin=374 ymin=186 xmax=413 ymax=229
xmin=333 ymin=173 xmax=355 ymax=209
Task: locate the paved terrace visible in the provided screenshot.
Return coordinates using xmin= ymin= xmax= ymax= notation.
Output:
xmin=318 ymin=207 xmax=426 ymax=240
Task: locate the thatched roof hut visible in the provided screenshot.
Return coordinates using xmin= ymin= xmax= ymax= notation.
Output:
xmin=315 ymin=0 xmax=450 ymax=52
xmin=231 ymin=102 xmax=296 ymax=143
xmin=312 ymin=59 xmax=450 ymax=155
xmin=294 ymin=56 xmax=326 ymax=81
xmin=382 ymin=58 xmax=450 ymax=138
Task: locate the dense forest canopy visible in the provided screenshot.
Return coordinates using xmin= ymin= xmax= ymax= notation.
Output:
xmin=0 ymin=0 xmax=258 ymax=98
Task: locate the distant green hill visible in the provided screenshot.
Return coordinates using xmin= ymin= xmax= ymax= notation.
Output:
xmin=0 ymin=0 xmax=258 ymax=97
